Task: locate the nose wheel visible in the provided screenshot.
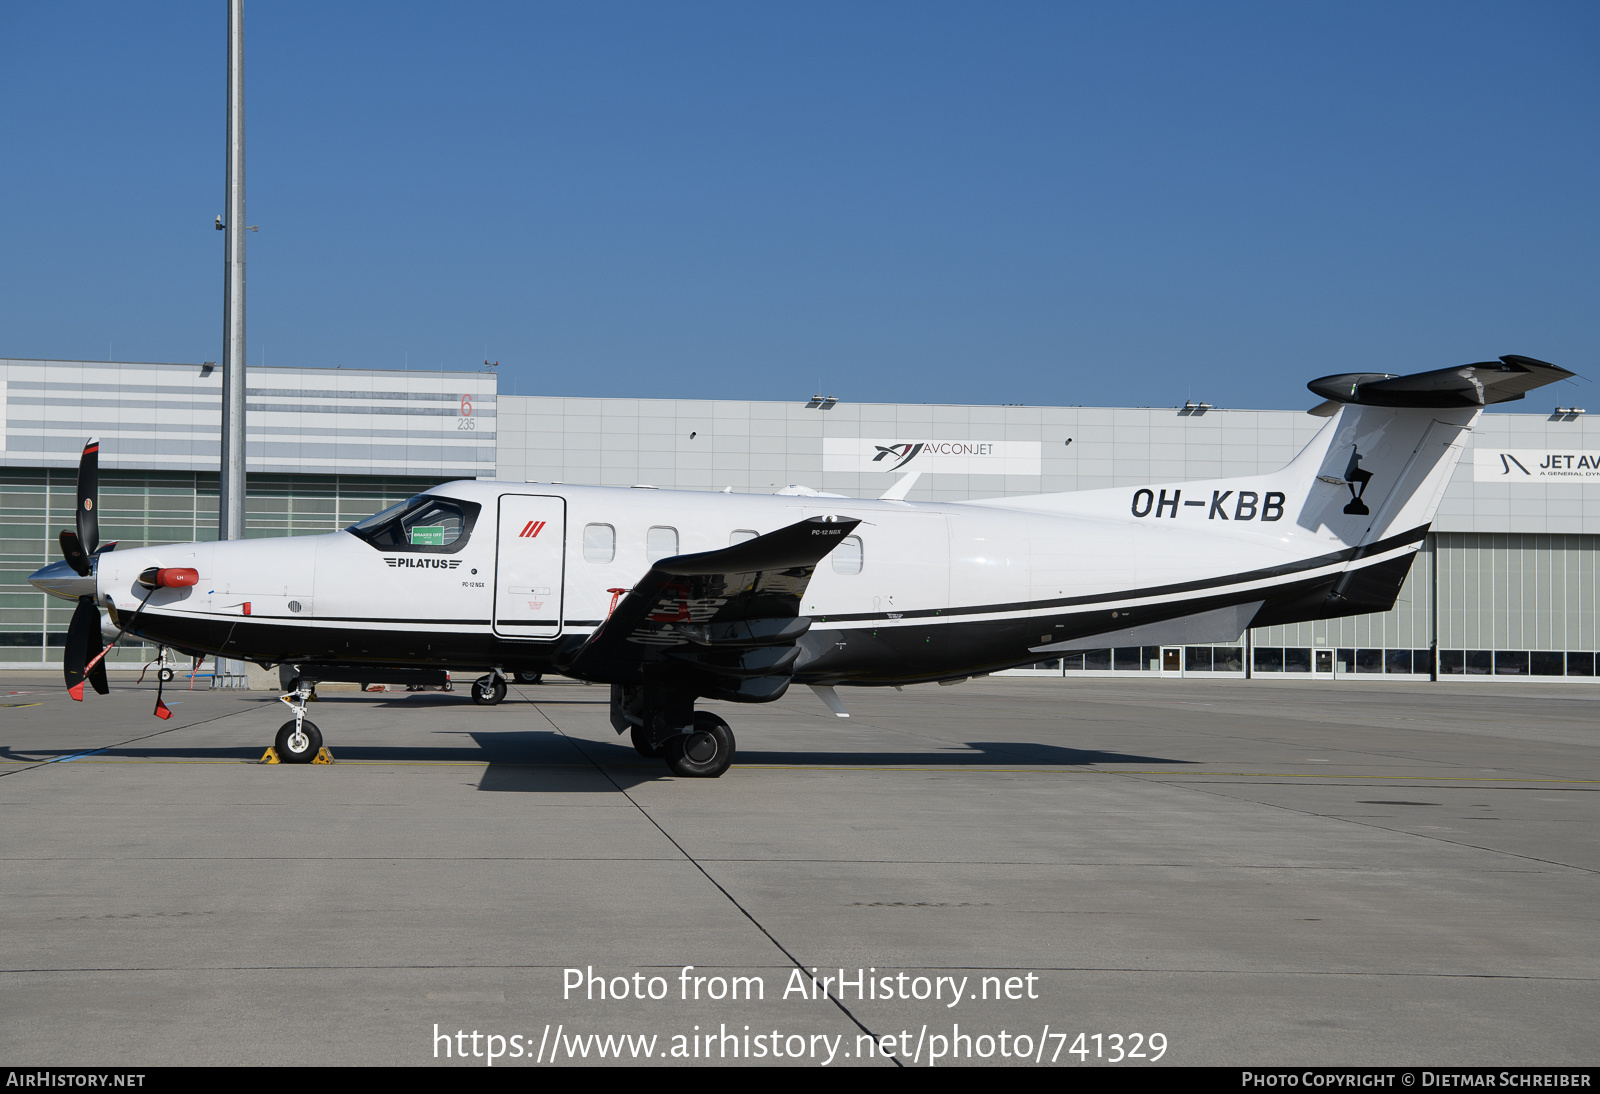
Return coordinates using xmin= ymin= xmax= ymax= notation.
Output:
xmin=274 ymin=718 xmax=323 ymax=763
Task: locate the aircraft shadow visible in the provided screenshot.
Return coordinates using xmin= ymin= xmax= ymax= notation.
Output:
xmin=310 ymin=692 xmax=607 ymax=708
xmin=478 ymin=736 xmax=1195 ymax=793
xmin=0 ymin=734 xmax=1192 ymax=795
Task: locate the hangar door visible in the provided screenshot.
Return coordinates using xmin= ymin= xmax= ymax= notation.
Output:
xmin=494 ymin=494 xmax=566 ymax=639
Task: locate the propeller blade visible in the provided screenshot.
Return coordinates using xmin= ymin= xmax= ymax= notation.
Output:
xmin=64 ymin=596 xmax=97 ymax=698
xmin=59 ymin=530 xmax=90 ymax=577
xmin=76 ymin=438 xmax=100 ymax=558
xmin=87 ymin=655 xmax=110 ymax=695
xmin=87 ymin=608 xmax=110 ymax=696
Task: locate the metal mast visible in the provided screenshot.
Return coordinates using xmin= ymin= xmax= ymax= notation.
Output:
xmin=219 ymin=0 xmax=246 ymax=541
xmin=215 ymin=0 xmax=248 ymax=690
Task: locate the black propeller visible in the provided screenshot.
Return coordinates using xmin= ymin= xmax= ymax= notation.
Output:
xmin=62 ymin=438 xmax=109 ymax=700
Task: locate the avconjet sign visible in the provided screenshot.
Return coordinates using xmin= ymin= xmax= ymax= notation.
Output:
xmin=823 ymin=439 xmax=1042 ymax=475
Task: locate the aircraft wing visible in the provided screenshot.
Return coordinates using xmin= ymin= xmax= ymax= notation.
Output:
xmin=556 ymin=515 xmax=861 ymax=701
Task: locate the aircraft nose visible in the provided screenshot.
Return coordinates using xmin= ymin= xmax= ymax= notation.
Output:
xmin=29 ymin=559 xmax=94 ymax=601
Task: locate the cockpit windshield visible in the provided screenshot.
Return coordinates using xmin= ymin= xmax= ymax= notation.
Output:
xmin=346 ymin=494 xmax=480 ymax=551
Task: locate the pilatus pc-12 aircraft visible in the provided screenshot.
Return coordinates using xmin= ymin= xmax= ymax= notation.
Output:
xmin=29 ymin=355 xmax=1574 ymax=777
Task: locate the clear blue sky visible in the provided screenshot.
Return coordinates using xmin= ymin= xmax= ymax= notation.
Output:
xmin=1 ymin=2 xmax=1594 ymax=411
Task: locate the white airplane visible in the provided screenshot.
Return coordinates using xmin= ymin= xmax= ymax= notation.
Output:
xmin=29 ymin=355 xmax=1574 ymax=777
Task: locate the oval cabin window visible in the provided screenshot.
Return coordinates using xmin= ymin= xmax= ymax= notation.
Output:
xmin=832 ymin=535 xmax=863 ymax=575
xmin=583 ymin=523 xmax=616 ymax=564
xmin=646 ymin=526 xmax=679 ymax=563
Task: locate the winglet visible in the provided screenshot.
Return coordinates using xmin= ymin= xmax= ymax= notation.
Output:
xmin=879 ymin=470 xmax=922 ymax=501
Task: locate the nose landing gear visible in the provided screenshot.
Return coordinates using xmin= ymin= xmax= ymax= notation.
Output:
xmin=272 ymin=684 xmax=324 ymax=764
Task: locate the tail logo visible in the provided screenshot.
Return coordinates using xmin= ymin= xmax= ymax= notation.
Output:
xmin=1343 ymin=449 xmax=1375 ymax=516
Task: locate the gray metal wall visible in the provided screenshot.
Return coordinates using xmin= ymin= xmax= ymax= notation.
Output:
xmin=497 ymin=394 xmax=1600 ymax=533
xmin=0 ymin=359 xmax=498 ymax=478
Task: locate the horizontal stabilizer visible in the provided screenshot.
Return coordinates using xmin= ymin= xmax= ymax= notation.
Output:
xmin=1307 ymin=355 xmax=1575 ymax=409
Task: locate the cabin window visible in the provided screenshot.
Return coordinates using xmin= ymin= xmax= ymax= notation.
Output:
xmin=583 ymin=523 xmax=616 ymax=563
xmin=832 ymin=535 xmax=863 ymax=575
xmin=646 ymin=526 xmax=679 ymax=563
xmin=730 ymin=529 xmax=758 ymax=545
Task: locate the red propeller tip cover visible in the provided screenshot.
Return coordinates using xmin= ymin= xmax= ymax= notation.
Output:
xmin=154 ymin=700 xmax=172 ymax=720
xmin=68 ymin=682 xmax=84 ymax=702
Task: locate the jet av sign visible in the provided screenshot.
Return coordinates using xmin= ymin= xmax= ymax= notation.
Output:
xmin=1473 ymin=448 xmax=1600 ymax=483
xmin=823 ymin=439 xmax=1042 ymax=476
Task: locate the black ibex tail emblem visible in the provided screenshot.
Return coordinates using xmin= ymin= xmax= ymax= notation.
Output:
xmin=1342 ymin=448 xmax=1374 ymax=515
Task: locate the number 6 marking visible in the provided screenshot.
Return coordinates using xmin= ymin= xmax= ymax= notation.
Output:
xmin=461 ymin=394 xmax=473 ymax=417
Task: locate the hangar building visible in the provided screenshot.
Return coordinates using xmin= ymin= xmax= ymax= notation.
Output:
xmin=2 ymin=357 xmax=1595 ymax=681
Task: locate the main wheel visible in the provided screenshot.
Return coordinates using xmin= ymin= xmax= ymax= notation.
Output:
xmin=158 ymin=667 xmax=174 ymax=682
xmin=664 ymin=712 xmax=735 ymax=778
xmin=515 ymin=671 xmax=543 ymax=684
xmin=630 ymin=724 xmax=662 ymax=758
xmin=274 ymin=719 xmax=323 ymax=764
xmin=472 ymin=676 xmax=507 ymax=705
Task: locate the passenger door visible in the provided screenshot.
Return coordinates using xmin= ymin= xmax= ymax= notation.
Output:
xmin=493 ymin=494 xmax=566 ymax=639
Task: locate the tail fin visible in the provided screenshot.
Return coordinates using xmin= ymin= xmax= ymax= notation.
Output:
xmin=1252 ymin=355 xmax=1575 ymax=624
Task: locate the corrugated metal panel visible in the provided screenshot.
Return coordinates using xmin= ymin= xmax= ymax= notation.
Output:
xmin=1436 ymin=532 xmax=1598 ymax=651
xmin=0 ymin=360 xmax=497 ymax=478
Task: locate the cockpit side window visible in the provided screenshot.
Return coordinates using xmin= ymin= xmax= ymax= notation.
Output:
xmin=346 ymin=494 xmax=482 ymax=553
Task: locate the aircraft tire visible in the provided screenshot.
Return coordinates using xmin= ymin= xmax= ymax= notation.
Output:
xmin=158 ymin=667 xmax=174 ymax=682
xmin=515 ymin=671 xmax=543 ymax=684
xmin=472 ymin=676 xmax=507 ymax=705
xmin=630 ymin=725 xmax=662 ymax=758
xmin=275 ymin=719 xmax=322 ymax=764
xmin=664 ymin=712 xmax=734 ymax=778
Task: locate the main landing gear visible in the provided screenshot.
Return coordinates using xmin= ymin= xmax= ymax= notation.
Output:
xmin=613 ymin=686 xmax=737 ymax=778
xmin=274 ymin=683 xmax=323 ymax=764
